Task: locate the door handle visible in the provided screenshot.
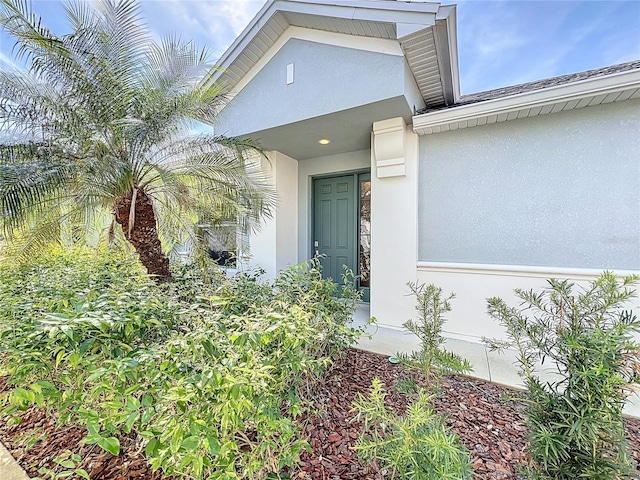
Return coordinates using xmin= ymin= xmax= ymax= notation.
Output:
xmin=314 ymin=240 xmax=319 ymax=257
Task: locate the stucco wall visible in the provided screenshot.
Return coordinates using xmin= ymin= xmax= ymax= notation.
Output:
xmin=216 ymin=38 xmax=406 ymax=137
xmin=418 ymin=99 xmax=640 ymax=270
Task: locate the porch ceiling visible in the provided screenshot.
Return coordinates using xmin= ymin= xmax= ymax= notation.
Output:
xmin=245 ymin=96 xmax=412 ymax=160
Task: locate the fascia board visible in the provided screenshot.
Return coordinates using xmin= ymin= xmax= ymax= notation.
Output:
xmin=435 ymin=4 xmax=456 ymax=20
xmin=432 ymin=20 xmax=454 ymax=104
xmin=270 ymin=0 xmax=438 ymax=28
xmin=215 ymin=0 xmax=279 ymax=75
xmin=413 ymin=69 xmax=640 ymax=134
xmin=431 ymin=4 xmax=459 ymax=105
xmin=438 ymin=5 xmax=460 ymax=103
xmin=287 ymin=0 xmax=440 ymax=15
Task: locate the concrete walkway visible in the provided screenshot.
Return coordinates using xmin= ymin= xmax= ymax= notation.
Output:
xmin=0 ymin=441 xmax=29 ymax=480
xmin=352 ymin=303 xmax=640 ymax=418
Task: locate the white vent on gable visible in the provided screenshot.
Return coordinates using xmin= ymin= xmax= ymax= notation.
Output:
xmin=287 ymin=63 xmax=294 ymax=84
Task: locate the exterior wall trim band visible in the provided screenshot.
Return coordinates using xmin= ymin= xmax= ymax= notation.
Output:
xmin=417 ymin=261 xmax=638 ymax=280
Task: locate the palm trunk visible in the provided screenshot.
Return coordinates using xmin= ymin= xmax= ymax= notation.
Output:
xmin=113 ymin=187 xmax=171 ymax=283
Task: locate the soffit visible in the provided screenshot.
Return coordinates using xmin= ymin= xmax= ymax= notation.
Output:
xmin=215 ymin=0 xmax=458 ymax=108
xmin=282 ymin=11 xmax=397 ymax=38
xmin=401 ymin=27 xmax=444 ymax=107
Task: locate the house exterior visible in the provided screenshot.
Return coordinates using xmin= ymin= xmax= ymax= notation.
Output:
xmin=213 ymin=0 xmax=640 ymax=397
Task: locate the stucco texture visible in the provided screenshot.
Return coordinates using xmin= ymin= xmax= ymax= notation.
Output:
xmin=216 ymin=38 xmax=405 ymax=137
xmin=418 ymin=99 xmax=640 ymax=270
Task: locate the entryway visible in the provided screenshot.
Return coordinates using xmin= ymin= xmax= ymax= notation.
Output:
xmin=312 ymin=172 xmax=370 ymax=301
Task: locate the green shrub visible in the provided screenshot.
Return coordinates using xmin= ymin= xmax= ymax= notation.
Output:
xmin=32 ymin=450 xmax=90 ymax=480
xmin=0 ymin=248 xmax=365 ymax=479
xmin=352 ymin=283 xmax=472 ymax=479
xmin=351 ymin=378 xmax=472 ymax=479
xmin=399 ymin=282 xmax=471 ymax=391
xmin=484 ymin=272 xmax=640 ymax=479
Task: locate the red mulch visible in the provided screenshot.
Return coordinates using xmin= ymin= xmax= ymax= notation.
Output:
xmin=1 ymin=348 xmax=639 ymax=479
xmin=0 ymin=374 xmax=166 ymax=479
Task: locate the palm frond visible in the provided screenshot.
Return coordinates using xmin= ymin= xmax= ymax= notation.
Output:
xmin=0 ymin=0 xmax=276 ymax=277
xmin=0 ymin=68 xmax=69 ymax=138
xmin=0 ymin=0 xmax=67 ymax=65
xmin=151 ymin=193 xmax=200 ymax=255
xmin=2 ymin=217 xmax=62 ymax=263
xmin=0 ymin=143 xmax=76 ymax=233
xmin=144 ymin=134 xmax=275 ymax=227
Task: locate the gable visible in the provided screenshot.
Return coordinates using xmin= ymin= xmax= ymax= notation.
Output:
xmin=215 ymin=37 xmax=417 ymax=139
xmin=214 ymin=0 xmax=459 ymax=114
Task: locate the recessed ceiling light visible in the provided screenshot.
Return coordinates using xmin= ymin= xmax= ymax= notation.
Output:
xmin=318 ymin=139 xmax=330 ymax=145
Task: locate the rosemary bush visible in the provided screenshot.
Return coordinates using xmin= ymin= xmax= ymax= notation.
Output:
xmin=352 ymin=378 xmax=472 ymax=479
xmin=399 ymin=282 xmax=471 ymax=390
xmin=484 ymin=272 xmax=640 ymax=479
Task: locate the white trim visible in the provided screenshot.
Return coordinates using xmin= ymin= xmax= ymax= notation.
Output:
xmin=417 ymin=261 xmax=639 ymax=280
xmin=372 ymin=117 xmax=407 ymax=178
xmin=216 ymin=0 xmax=437 ymax=81
xmin=214 ymin=0 xmax=454 ymax=105
xmin=431 ymin=7 xmax=459 ymax=105
xmin=230 ymin=26 xmax=403 ymax=96
xmin=413 ymin=69 xmax=640 ymax=135
xmin=217 ymin=0 xmax=440 ymax=67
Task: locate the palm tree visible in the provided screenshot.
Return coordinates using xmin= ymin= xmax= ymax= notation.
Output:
xmin=0 ymin=0 xmax=273 ymax=283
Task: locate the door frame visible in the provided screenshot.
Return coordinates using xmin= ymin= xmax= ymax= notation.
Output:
xmin=311 ymin=168 xmax=371 ymax=301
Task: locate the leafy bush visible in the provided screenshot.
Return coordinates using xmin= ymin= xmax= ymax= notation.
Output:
xmin=351 ymin=378 xmax=472 ymax=479
xmin=399 ymin=282 xmax=471 ymax=390
xmin=0 ymin=248 xmax=365 ymax=479
xmin=484 ymin=272 xmax=640 ymax=479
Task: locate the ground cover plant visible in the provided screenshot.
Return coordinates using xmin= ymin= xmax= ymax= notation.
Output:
xmin=0 ymin=247 xmax=365 ymax=479
xmin=485 ymin=272 xmax=640 ymax=479
xmin=3 ymin=347 xmax=640 ymax=479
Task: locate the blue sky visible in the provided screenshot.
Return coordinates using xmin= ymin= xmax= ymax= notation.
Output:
xmin=1 ymin=0 xmax=639 ymax=94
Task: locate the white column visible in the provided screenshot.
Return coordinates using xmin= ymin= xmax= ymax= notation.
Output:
xmin=370 ymin=117 xmax=419 ymax=329
xmin=246 ymin=151 xmax=298 ymax=280
xmin=274 ymin=152 xmax=299 ymax=271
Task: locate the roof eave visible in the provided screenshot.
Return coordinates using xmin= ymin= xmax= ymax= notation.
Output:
xmin=412 ymin=69 xmax=640 ymax=135
xmin=215 ymin=0 xmax=441 ymax=78
xmin=214 ymin=1 xmax=463 ymax=106
xmin=434 ymin=5 xmax=459 ymax=106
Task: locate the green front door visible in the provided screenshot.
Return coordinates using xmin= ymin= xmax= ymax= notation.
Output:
xmin=313 ymin=173 xmax=370 ymax=301
xmin=313 ymin=175 xmax=356 ymax=283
